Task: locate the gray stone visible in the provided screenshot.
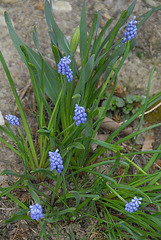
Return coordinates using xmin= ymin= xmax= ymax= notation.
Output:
xmin=0 ymin=111 xmax=5 ymax=125
xmin=0 ymin=0 xmax=19 ymax=3
xmin=145 ymin=0 xmax=158 ymax=7
xmin=94 ymin=3 xmax=105 ymax=12
xmin=52 ymin=1 xmax=72 ymax=12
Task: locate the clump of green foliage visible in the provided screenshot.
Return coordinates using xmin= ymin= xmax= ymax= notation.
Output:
xmin=0 ymin=0 xmax=161 ymax=239
xmin=102 ymin=93 xmax=145 ymax=120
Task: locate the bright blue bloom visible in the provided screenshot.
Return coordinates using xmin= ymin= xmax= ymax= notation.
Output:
xmin=125 ymin=196 xmax=142 ymax=213
xmin=5 ymin=114 xmax=19 ymax=126
xmin=29 ymin=203 xmax=44 ymax=221
xmin=49 ymin=149 xmax=64 ymax=173
xmin=121 ymin=16 xmax=137 ymax=45
xmin=57 ymin=56 xmax=73 ymax=82
xmin=73 ymin=104 xmax=87 ymax=126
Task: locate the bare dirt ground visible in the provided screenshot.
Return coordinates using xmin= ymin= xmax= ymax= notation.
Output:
xmin=0 ymin=0 xmax=161 ymax=239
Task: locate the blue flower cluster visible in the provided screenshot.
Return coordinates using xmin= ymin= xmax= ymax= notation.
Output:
xmin=49 ymin=149 xmax=64 ymax=173
xmin=57 ymin=56 xmax=73 ymax=82
xmin=73 ymin=104 xmax=87 ymax=126
xmin=29 ymin=203 xmax=44 ymax=221
xmin=125 ymin=196 xmax=142 ymax=213
xmin=121 ymin=16 xmax=137 ymax=44
xmin=5 ymin=114 xmax=19 ymax=126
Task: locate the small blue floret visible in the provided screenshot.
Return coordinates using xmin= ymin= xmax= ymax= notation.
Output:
xmin=73 ymin=104 xmax=87 ymax=126
xmin=57 ymin=56 xmax=73 ymax=82
xmin=125 ymin=196 xmax=142 ymax=213
xmin=5 ymin=114 xmax=19 ymax=126
xmin=49 ymin=149 xmax=64 ymax=173
xmin=29 ymin=203 xmax=44 ymax=221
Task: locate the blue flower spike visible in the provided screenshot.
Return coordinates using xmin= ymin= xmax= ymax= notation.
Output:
xmin=57 ymin=56 xmax=73 ymax=82
xmin=49 ymin=149 xmax=64 ymax=173
xmin=5 ymin=114 xmax=19 ymax=126
xmin=29 ymin=203 xmax=44 ymax=221
xmin=73 ymin=104 xmax=87 ymax=126
xmin=125 ymin=196 xmax=142 ymax=213
xmin=121 ymin=16 xmax=137 ymax=45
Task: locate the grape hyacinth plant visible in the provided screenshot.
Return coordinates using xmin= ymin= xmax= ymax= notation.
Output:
xmin=1 ymin=0 xmax=161 ymax=238
xmin=57 ymin=56 xmax=73 ymax=82
xmin=5 ymin=114 xmax=19 ymax=126
xmin=73 ymin=104 xmax=87 ymax=125
xmin=29 ymin=203 xmax=44 ymax=221
xmin=125 ymin=196 xmax=142 ymax=213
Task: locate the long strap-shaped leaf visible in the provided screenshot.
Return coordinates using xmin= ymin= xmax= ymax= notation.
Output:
xmin=0 ymin=51 xmax=38 ymax=169
xmin=80 ymin=0 xmax=87 ymax=62
xmin=4 ymin=11 xmax=59 ymax=105
xmin=45 ymin=0 xmax=70 ymax=55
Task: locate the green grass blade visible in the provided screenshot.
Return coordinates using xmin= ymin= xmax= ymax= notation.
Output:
xmin=91 ymin=18 xmax=113 ymax=56
xmin=80 ymin=0 xmax=87 ymax=62
xmin=33 ymin=25 xmax=42 ymax=56
xmin=130 ymin=67 xmax=155 ymax=153
xmin=82 ymin=13 xmax=97 ymax=65
xmin=0 ymin=178 xmax=27 ymax=197
xmin=0 ymin=51 xmax=38 ymax=169
xmin=137 ymin=4 xmax=161 ymax=29
xmin=91 ymin=138 xmax=122 ymax=151
xmin=45 ymin=0 xmax=70 ymax=54
xmin=4 ymin=11 xmax=59 ymax=104
xmin=143 ymin=143 xmax=161 ymax=172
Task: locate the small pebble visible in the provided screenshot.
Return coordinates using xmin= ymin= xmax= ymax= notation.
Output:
xmin=0 ymin=111 xmax=5 ymax=125
xmin=1 ymin=0 xmax=19 ymax=3
xmin=52 ymin=1 xmax=72 ymax=12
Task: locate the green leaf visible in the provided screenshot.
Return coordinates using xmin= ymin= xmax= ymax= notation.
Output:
xmin=45 ymin=0 xmax=70 ymax=54
xmin=70 ymin=25 xmax=80 ymax=54
xmin=46 ymin=208 xmax=76 ymax=223
xmin=116 ymin=122 xmax=161 ymax=146
xmin=74 ymin=66 xmax=85 ymax=102
xmin=84 ymin=54 xmax=95 ymax=83
xmin=52 ymin=44 xmax=60 ymax=65
xmin=72 ymin=93 xmax=81 ymax=99
xmin=1 ymin=170 xmax=35 ymax=179
xmin=108 ymin=150 xmax=121 ymax=177
xmin=91 ymin=138 xmax=122 ymax=151
xmin=80 ymin=0 xmax=87 ymax=62
xmin=4 ymin=215 xmax=31 ymax=224
xmin=4 ymin=11 xmax=59 ymax=105
xmin=137 ymin=4 xmax=161 ymax=29
xmin=115 ymin=96 xmax=125 ymax=107
xmin=33 ymin=25 xmax=42 ymax=56
xmin=31 ymin=168 xmax=57 ymax=180
xmin=0 ymin=186 xmax=29 ymax=209
xmin=92 ymin=18 xmax=113 ymax=56
xmin=38 ymin=126 xmax=50 ymax=137
xmin=44 ymin=0 xmax=52 ymax=31
xmin=0 ymin=178 xmax=27 ymax=197
xmin=28 ymin=186 xmax=41 ymax=204
xmin=58 ymin=191 xmax=81 ymax=208
xmin=67 ymin=142 xmax=85 ymax=150
xmin=96 ymin=0 xmax=136 ymax=59
xmin=83 ymin=13 xmax=97 ymax=64
xmin=124 ymin=94 xmax=135 ymax=103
